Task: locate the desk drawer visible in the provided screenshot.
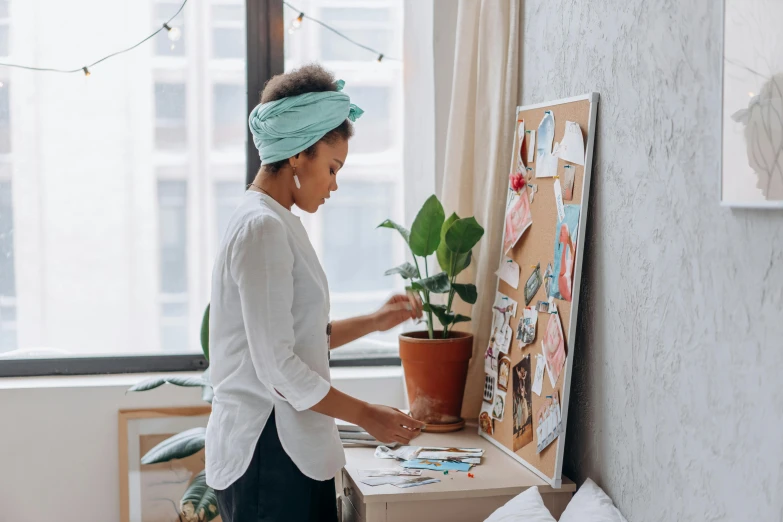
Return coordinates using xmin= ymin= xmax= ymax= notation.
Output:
xmin=340 ymin=470 xmax=366 ymax=520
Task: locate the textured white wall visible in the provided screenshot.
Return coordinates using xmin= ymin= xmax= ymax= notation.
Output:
xmin=518 ymin=1 xmax=783 ymax=520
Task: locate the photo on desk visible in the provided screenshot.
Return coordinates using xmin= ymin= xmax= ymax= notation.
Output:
xmin=118 ymin=407 xmax=217 ymax=522
xmin=512 ymin=355 xmax=534 ymax=451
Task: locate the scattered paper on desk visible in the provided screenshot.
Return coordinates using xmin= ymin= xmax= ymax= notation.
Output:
xmin=532 ymin=354 xmax=545 ymax=396
xmin=554 ymin=178 xmax=566 ymax=222
xmin=496 ymin=257 xmax=520 ymax=289
xmin=374 ymin=445 xmax=421 ymax=461
xmin=527 ymin=130 xmax=536 ymax=164
xmin=395 ymin=477 xmax=441 ymax=488
xmin=417 ymin=447 xmax=484 ymax=460
xmin=558 ymin=121 xmax=585 ymax=166
xmin=402 ymin=459 xmax=472 ymax=472
xmin=359 ymin=469 xmax=422 ymax=478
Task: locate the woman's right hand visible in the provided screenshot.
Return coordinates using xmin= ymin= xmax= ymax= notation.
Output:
xmin=360 ymin=404 xmax=425 ymax=445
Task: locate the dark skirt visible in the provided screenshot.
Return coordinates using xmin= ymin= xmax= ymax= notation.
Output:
xmin=215 ymin=410 xmax=338 ymax=522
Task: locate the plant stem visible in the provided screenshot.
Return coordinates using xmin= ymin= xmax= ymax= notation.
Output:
xmin=443 ymin=255 xmax=458 ymax=338
xmin=412 ymin=255 xmax=434 ymax=339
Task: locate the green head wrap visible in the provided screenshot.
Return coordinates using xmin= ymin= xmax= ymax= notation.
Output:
xmin=248 ymin=79 xmax=364 ymax=164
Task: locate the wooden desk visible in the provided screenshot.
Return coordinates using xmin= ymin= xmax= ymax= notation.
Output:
xmin=339 ymin=426 xmax=575 ymax=522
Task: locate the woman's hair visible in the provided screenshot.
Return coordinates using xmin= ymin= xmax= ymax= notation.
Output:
xmin=260 ymin=64 xmax=354 ymax=173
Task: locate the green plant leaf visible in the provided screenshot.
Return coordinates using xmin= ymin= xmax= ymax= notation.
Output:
xmin=436 ymin=212 xmax=459 ymax=275
xmin=141 ymin=427 xmax=206 ymax=465
xmin=127 ymin=375 xmax=207 ymax=393
xmin=452 ymin=283 xmax=478 ymax=304
xmin=452 ymin=314 xmax=472 ymax=324
xmin=415 ymin=272 xmax=451 ymax=293
xmin=445 ymin=217 xmax=485 ymax=254
xmin=423 ymin=303 xmax=454 ymax=327
xmin=377 ymin=219 xmax=411 ymax=245
xmin=409 ymin=195 xmax=445 ymax=256
xmin=200 ymin=304 xmax=210 ymax=361
xmin=180 ymin=471 xmax=220 ymax=521
xmin=384 ymin=262 xmax=419 ymax=279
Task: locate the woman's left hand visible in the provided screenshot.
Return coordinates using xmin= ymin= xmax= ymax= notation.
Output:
xmin=372 ymin=293 xmax=423 ymax=332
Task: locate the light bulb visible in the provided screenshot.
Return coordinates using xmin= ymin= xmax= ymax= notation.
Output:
xmin=83 ymin=67 xmax=91 ymax=77
xmin=0 ymin=82 xmax=4 ymax=88
xmin=289 ymin=12 xmax=304 ymax=33
xmin=167 ymin=26 xmax=182 ymax=42
xmin=748 ymin=91 xmax=755 ymax=97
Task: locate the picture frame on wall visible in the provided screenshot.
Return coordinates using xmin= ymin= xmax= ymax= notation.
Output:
xmin=118 ymin=407 xmax=215 ymax=522
xmin=721 ymin=0 xmax=783 ymax=208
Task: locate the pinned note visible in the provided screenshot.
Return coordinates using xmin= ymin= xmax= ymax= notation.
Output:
xmin=495 ymin=257 xmax=520 ymax=289
xmin=527 ymin=130 xmax=536 ymax=164
xmin=562 ymin=166 xmax=576 ymax=200
xmin=558 ymin=121 xmax=585 ymax=166
xmin=532 ymin=354 xmax=545 ymax=396
xmin=554 ymin=178 xmax=566 ymax=222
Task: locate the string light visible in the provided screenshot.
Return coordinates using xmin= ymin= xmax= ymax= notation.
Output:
xmin=288 ymin=12 xmax=305 ymax=34
xmin=0 ymin=0 xmax=188 ymax=75
xmin=283 ymin=1 xmax=399 ymax=62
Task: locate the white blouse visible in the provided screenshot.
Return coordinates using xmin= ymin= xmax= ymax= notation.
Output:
xmin=205 ymin=191 xmax=345 ymax=490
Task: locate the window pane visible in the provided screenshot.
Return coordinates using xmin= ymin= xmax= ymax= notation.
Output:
xmin=319 ymin=8 xmax=392 ymax=61
xmin=323 ymin=182 xmax=395 ymax=293
xmin=347 ymin=86 xmax=391 ymax=153
xmin=213 ymin=28 xmax=245 ymax=59
xmin=213 ymin=83 xmax=245 ymax=149
xmin=4 ymin=0 xmax=247 ymax=361
xmin=0 ymin=25 xmax=8 ymax=57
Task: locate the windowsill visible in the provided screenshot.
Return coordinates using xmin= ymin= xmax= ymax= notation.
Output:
xmin=0 ymin=365 xmax=404 ymax=391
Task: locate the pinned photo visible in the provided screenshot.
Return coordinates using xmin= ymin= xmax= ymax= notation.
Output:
xmin=503 ymin=189 xmax=533 ymax=255
xmin=518 ymin=306 xmax=538 ymax=346
xmin=536 ymin=394 xmax=563 ymax=454
xmin=562 ymin=165 xmax=576 ymax=200
xmin=491 ymin=388 xmax=507 ymax=421
xmin=512 ymin=355 xmax=534 ymax=451
xmin=484 ymin=336 xmax=498 ymax=374
xmin=483 ymin=373 xmax=496 ymax=403
xmin=479 ymin=402 xmax=494 ymax=436
xmin=542 ymin=313 xmax=566 ymax=388
xmin=550 ymin=204 xmax=580 ymax=301
xmin=536 ymin=300 xmax=550 ymax=314
xmin=492 ymin=292 xmax=518 ymax=329
xmin=543 ymin=262 xmax=554 ymax=295
xmin=497 ymin=356 xmax=511 ymax=392
xmin=524 ymin=263 xmax=542 ymax=305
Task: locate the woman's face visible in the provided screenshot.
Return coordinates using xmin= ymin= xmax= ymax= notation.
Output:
xmin=293 ymin=138 xmax=349 ymax=213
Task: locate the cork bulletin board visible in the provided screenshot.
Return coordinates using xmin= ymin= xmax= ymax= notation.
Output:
xmin=477 ymin=93 xmax=599 ymax=488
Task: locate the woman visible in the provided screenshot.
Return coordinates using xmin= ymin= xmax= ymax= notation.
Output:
xmin=205 ymin=64 xmax=425 ymax=522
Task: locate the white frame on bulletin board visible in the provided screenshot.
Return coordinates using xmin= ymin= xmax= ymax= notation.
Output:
xmin=478 ymin=92 xmax=599 ymax=488
xmin=719 ymin=0 xmax=783 ymax=209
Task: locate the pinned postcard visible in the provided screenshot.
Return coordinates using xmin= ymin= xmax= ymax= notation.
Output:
xmin=484 ymin=339 xmax=498 ymax=374
xmin=498 ymin=356 xmax=511 ymax=391
xmin=536 ymin=394 xmax=563 ymax=454
xmin=532 ymin=354 xmax=545 ymax=396
xmin=536 ymin=300 xmax=550 ymax=314
xmin=503 ymin=189 xmax=533 ymax=255
xmin=479 ymin=402 xmax=494 ymax=436
xmin=550 ymin=205 xmax=580 ymax=301
xmin=496 ymin=257 xmax=520 ymax=289
xmin=554 ymin=178 xmax=566 ymax=222
xmin=527 ymin=130 xmax=536 ymax=164
xmin=536 ymin=111 xmax=557 ymax=178
xmin=528 ymin=183 xmax=538 ymax=203
xmin=517 ymin=306 xmax=538 ymax=346
xmin=523 ymin=263 xmax=542 ymax=305
xmin=498 ymin=324 xmax=513 ymax=354
xmin=547 ymin=296 xmax=558 ymax=314
xmin=562 ymin=166 xmax=576 ymax=200
xmin=542 ymin=313 xmax=566 ymax=388
xmin=483 ymin=373 xmax=496 ymax=402
xmin=543 ymin=263 xmax=554 ymax=295
xmin=492 ymin=292 xmax=518 ymax=327
xmin=516 ymin=120 xmax=526 ymax=172
xmin=491 ymin=388 xmax=507 ymax=421
xmin=512 ymin=355 xmax=534 ymax=451
xmin=558 ymin=121 xmax=585 ymax=166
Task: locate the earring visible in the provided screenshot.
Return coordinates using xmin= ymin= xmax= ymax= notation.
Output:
xmin=293 ymin=167 xmax=301 ymax=189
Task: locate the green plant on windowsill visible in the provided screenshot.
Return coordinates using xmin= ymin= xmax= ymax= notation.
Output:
xmin=378 ymin=194 xmax=485 ymax=339
xmin=127 ymin=305 xmax=218 ymax=522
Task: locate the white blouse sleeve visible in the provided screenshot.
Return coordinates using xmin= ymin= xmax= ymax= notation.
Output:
xmin=230 ymin=215 xmax=331 ymax=411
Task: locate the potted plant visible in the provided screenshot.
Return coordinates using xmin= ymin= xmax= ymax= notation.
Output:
xmin=127 ymin=306 xmax=219 ymax=522
xmin=378 ymin=194 xmax=484 ymax=431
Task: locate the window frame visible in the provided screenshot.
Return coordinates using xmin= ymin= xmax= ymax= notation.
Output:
xmin=0 ymin=0 xmax=401 ymax=378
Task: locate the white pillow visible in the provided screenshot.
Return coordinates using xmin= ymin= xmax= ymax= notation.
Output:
xmin=484 ymin=486 xmax=557 ymax=522
xmin=558 ymin=478 xmax=628 ymax=522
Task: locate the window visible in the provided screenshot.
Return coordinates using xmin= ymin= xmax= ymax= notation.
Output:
xmin=154 ymin=82 xmax=187 ymax=150
xmin=285 ymin=0 xmax=404 ymax=361
xmin=0 ymin=179 xmax=16 ymax=353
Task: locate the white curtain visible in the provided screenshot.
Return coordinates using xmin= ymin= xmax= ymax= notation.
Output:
xmin=440 ymin=0 xmax=520 ymax=420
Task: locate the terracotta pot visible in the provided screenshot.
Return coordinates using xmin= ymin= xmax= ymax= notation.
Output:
xmin=399 ymin=330 xmax=473 ymax=427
